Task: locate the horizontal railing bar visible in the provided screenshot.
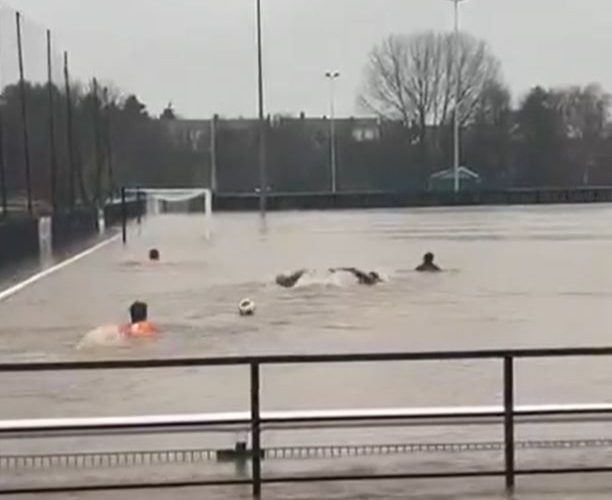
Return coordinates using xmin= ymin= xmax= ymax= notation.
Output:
xmin=262 ymin=470 xmax=506 ymax=483
xmin=262 ymin=414 xmax=612 ymax=430
xmin=260 ymin=412 xmax=503 ymax=426
xmin=8 ymin=414 xmax=612 ymax=439
xmin=259 ymin=404 xmax=612 ymax=425
xmin=517 ymin=466 xmax=612 ymax=475
xmin=0 ymin=413 xmax=250 ymax=435
xmin=0 ymin=478 xmax=253 ymax=496
xmin=4 ymin=346 xmax=612 ymax=372
xmin=0 ymin=425 xmax=247 ymax=440
xmin=2 ymin=404 xmax=612 ymax=436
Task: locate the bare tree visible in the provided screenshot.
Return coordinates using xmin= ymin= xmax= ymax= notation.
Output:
xmin=554 ymin=83 xmax=610 ymax=184
xmin=359 ymin=31 xmax=502 ymax=141
xmin=556 ymin=84 xmax=609 ymax=141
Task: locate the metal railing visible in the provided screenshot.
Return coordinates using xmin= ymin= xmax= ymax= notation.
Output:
xmin=3 ymin=346 xmax=612 ymax=496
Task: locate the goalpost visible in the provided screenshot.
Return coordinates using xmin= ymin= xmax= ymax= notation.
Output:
xmin=120 ymin=187 xmax=213 ymax=242
xmin=139 ymin=188 xmax=212 ymax=217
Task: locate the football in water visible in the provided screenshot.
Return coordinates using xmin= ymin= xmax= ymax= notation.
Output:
xmin=239 ymin=298 xmax=256 ymax=316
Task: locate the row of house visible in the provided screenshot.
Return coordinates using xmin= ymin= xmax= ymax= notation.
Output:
xmin=162 ymin=114 xmax=480 ymax=192
xmin=165 ymin=114 xmax=381 ymax=151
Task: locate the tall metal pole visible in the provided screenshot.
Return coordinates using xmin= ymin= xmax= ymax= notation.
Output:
xmin=63 ymin=51 xmax=76 ymax=210
xmin=46 ymin=29 xmax=58 ymax=213
xmin=102 ymin=87 xmax=115 ymax=200
xmin=256 ymin=0 xmax=267 ymax=217
xmin=452 ymin=0 xmax=463 ymax=193
xmin=16 ymin=12 xmax=32 ymax=215
xmin=92 ymin=78 xmax=104 ymax=207
xmin=325 ymin=71 xmax=340 ymax=193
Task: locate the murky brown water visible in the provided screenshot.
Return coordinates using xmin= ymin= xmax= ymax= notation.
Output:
xmin=3 ymin=205 xmax=612 ymax=498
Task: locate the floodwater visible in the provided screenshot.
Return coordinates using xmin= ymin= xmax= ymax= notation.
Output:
xmin=3 ymin=205 xmax=612 ymax=498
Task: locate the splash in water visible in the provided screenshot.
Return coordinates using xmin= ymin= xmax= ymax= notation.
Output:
xmin=276 ymin=268 xmax=386 ymax=288
xmin=76 ymin=325 xmax=129 ymax=350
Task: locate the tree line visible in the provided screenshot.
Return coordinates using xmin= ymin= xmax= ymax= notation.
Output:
xmin=192 ymin=30 xmax=612 ymax=193
xmin=359 ymin=31 xmax=612 ymax=188
xmin=3 ymin=28 xmax=612 ymax=210
xmin=0 ymin=81 xmax=201 ymax=214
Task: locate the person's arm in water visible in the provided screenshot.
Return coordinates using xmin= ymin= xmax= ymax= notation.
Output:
xmin=333 ymin=267 xmax=369 ymax=282
xmin=276 ymin=269 xmax=307 ymax=288
xmin=330 ymin=267 xmax=381 ymax=285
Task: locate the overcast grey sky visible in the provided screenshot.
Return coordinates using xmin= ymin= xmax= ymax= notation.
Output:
xmin=10 ymin=0 xmax=612 ymax=119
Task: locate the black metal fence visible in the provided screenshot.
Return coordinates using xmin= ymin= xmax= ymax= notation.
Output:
xmin=213 ymin=186 xmax=612 ymax=212
xmin=51 ymin=208 xmax=98 ymax=251
xmin=0 ymin=217 xmax=38 ymax=268
xmin=0 ymin=7 xmax=129 ymax=270
xmin=0 ymin=198 xmax=144 ymax=272
xmin=3 ymin=346 xmax=612 ymax=496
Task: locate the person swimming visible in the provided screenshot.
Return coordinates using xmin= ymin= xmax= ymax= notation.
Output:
xmin=119 ymin=301 xmax=158 ymax=338
xmin=76 ymin=301 xmax=158 ymax=350
xmin=149 ymin=249 xmax=160 ymax=261
xmin=275 ymin=269 xmax=309 ymax=288
xmin=416 ymin=252 xmax=441 ymax=272
xmin=275 ymin=268 xmax=382 ymax=288
xmin=329 ymin=267 xmax=383 ymax=285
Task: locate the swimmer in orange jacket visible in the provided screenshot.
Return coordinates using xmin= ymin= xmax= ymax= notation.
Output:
xmin=119 ymin=301 xmax=158 ymax=338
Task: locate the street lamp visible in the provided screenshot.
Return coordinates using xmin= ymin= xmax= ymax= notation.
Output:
xmin=448 ymin=0 xmax=468 ymax=193
xmin=325 ymin=71 xmax=340 ymax=193
xmin=256 ymin=0 xmax=266 ymax=217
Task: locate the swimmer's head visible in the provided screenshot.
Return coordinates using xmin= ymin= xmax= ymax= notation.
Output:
xmin=369 ymin=271 xmax=382 ymax=283
xmin=423 ymin=252 xmax=435 ymax=264
xmin=148 ymin=249 xmax=160 ymax=261
xmin=129 ymin=301 xmax=148 ymax=323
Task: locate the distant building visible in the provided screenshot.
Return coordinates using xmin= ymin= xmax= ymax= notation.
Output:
xmin=163 ymin=114 xmax=381 ymax=152
xmin=161 ymin=114 xmax=383 ymax=192
xmin=163 ymin=117 xmax=260 ymax=152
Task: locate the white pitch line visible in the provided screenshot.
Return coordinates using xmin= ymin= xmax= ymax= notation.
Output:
xmin=0 ymin=233 xmax=121 ymax=303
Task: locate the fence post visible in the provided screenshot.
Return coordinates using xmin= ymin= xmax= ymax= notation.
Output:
xmin=102 ymin=87 xmax=115 ymax=200
xmin=210 ymin=114 xmax=218 ymax=192
xmin=250 ymin=362 xmax=262 ymax=498
xmin=503 ymin=355 xmax=515 ymax=492
xmin=46 ymin=29 xmax=58 ymax=214
xmin=92 ymin=78 xmax=104 ymax=207
xmin=136 ymin=189 xmax=142 ymax=225
xmin=121 ymin=187 xmax=126 ymax=244
xmin=63 ymin=51 xmax=76 ymax=211
xmin=16 ymin=11 xmax=32 ymax=216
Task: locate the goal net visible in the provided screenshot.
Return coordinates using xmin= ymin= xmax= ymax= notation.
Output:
xmin=125 ymin=187 xmax=213 ymax=236
xmin=131 ymin=188 xmax=211 ymax=216
xmin=126 ymin=188 xmax=212 ymax=217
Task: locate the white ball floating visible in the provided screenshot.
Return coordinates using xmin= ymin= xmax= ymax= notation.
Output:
xmin=239 ymin=298 xmax=256 ymax=316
